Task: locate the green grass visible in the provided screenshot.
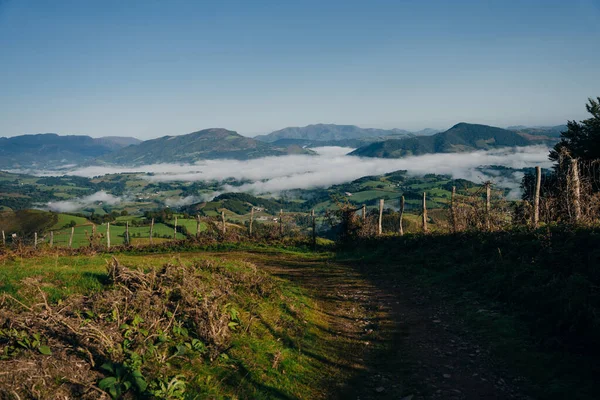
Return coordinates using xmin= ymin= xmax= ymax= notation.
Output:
xmin=0 ymin=250 xmax=355 ymax=399
xmin=48 ymin=222 xmax=186 ymax=248
xmin=50 ymin=213 xmax=91 ymax=229
xmin=169 ymin=216 xmax=207 ymax=235
xmin=349 ymin=189 xmax=402 ymax=203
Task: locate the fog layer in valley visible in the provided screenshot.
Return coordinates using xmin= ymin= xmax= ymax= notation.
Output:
xmin=31 ymin=146 xmax=552 ymax=210
xmin=47 ymin=191 xmax=122 ymax=212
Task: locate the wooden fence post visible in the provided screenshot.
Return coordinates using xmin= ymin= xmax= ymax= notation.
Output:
xmin=107 ymin=223 xmax=111 ymax=249
xmin=221 ymin=211 xmax=226 ymax=233
xmin=125 ymin=221 xmax=130 ymax=245
xmin=69 ymin=226 xmax=74 ymax=248
xmin=485 ymin=182 xmax=491 ymax=231
xmin=196 ymin=215 xmax=201 ymax=238
xmin=249 ymin=207 xmax=254 ymax=236
xmin=533 ymin=166 xmax=541 ymax=228
xmin=570 ymin=158 xmax=581 ymax=223
xmin=173 ymin=216 xmax=178 ymax=239
xmin=279 ymin=209 xmax=284 ymax=236
xmin=399 ymin=196 xmax=405 ymax=236
xmin=311 ymin=209 xmax=316 ymax=248
xmin=451 ymin=186 xmax=458 ymax=233
xmin=34 ymin=232 xmax=37 ymax=249
xmin=378 ymin=199 xmax=384 ymax=235
xmin=49 ymin=231 xmax=53 ymax=247
xmin=1 ymin=230 xmax=4 ymax=246
xmin=150 ymin=218 xmax=154 ymax=244
xmin=362 ymin=204 xmax=366 ymax=223
xmin=422 ymin=192 xmax=428 ymax=233
xmin=91 ymin=224 xmax=96 ymax=246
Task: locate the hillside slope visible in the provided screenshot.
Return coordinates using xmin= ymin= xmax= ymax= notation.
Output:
xmin=255 ymin=123 xmax=415 ymax=142
xmin=350 ymin=123 xmax=532 ymax=158
xmin=509 ymin=125 xmax=566 ymax=139
xmin=95 ymin=136 xmax=142 ymax=149
xmin=269 ymin=134 xmax=412 ymax=149
xmin=0 ymin=133 xmax=138 ymax=169
xmin=100 ymin=128 xmax=314 ymax=165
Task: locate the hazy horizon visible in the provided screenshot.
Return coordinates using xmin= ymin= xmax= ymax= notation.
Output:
xmin=1 ymin=1 xmax=599 ymax=139
xmin=0 ymin=121 xmax=568 ymax=140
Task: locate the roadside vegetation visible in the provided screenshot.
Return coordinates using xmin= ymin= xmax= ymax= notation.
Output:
xmin=0 ymin=250 xmax=359 ymax=399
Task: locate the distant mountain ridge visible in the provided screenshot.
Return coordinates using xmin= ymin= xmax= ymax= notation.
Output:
xmin=99 ymin=128 xmax=314 ymax=165
xmin=0 ymin=133 xmax=140 ymax=169
xmin=269 ymin=133 xmax=415 ymax=149
xmin=350 ymin=123 xmax=534 ymax=158
xmin=1 ymin=123 xmax=562 ymax=168
xmin=508 ymin=125 xmax=566 ymax=139
xmin=255 ymin=123 xmax=441 ymax=143
xmin=96 ymin=136 xmax=143 ymax=149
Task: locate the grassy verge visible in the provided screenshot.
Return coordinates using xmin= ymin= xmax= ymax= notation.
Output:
xmin=336 ymin=226 xmax=600 ymax=399
xmin=0 ymin=251 xmax=348 ymax=399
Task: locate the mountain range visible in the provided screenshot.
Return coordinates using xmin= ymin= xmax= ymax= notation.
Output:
xmin=254 ymin=123 xmax=440 ymax=143
xmin=508 ymin=125 xmax=566 ymax=139
xmin=98 ymin=128 xmax=313 ymax=165
xmin=349 ymin=123 xmax=543 ymax=158
xmin=0 ymin=123 xmax=564 ymax=169
xmin=0 ymin=134 xmax=142 ymax=169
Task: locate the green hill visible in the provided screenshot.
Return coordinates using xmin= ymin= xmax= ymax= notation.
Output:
xmin=350 ymin=123 xmax=532 ymax=158
xmin=509 ymin=125 xmax=566 ymax=139
xmin=255 ymin=123 xmax=415 ymax=143
xmin=100 ymin=128 xmax=314 ymax=165
xmin=270 ymin=133 xmax=413 ymax=149
xmin=0 ymin=133 xmax=140 ymax=169
xmin=0 ymin=210 xmax=57 ymax=235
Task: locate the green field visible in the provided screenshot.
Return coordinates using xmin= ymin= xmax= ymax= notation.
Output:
xmin=50 ymin=213 xmax=91 ymax=229
xmin=169 ymin=215 xmax=207 ymax=235
xmin=48 ymin=222 xmax=186 ymax=248
xmin=348 ymin=189 xmax=401 ymax=203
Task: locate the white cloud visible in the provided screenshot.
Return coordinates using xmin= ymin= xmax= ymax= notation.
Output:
xmin=27 ymin=146 xmax=552 ymax=199
xmin=46 ymin=191 xmax=122 ymax=212
xmin=164 ymin=195 xmax=200 ymax=207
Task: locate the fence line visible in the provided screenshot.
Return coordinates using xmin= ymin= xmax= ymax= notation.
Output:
xmin=2 ymin=164 xmax=598 ymax=251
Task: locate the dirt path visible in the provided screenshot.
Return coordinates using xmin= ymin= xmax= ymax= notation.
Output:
xmin=222 ymin=251 xmax=530 ymax=400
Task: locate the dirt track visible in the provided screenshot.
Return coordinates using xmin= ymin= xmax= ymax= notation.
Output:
xmin=227 ymin=251 xmax=530 ymax=400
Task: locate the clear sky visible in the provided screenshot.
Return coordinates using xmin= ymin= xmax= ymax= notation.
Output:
xmin=1 ymin=0 xmax=599 ymax=139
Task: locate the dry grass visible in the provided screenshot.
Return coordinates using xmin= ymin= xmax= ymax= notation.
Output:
xmin=0 ymin=257 xmax=279 ymax=398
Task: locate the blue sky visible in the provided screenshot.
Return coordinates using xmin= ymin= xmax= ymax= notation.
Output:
xmin=1 ymin=0 xmax=599 ymax=138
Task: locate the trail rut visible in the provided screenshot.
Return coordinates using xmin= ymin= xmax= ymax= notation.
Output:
xmin=225 ymin=251 xmax=529 ymax=400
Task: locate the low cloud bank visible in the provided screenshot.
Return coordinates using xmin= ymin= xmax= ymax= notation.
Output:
xmin=219 ymin=146 xmax=552 ymax=196
xmin=33 ymin=146 xmax=552 ymax=198
xmin=164 ymin=196 xmax=201 ymax=208
xmin=46 ymin=191 xmax=122 ymax=212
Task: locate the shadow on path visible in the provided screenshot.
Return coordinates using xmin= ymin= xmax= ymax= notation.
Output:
xmin=210 ymin=250 xmax=529 ymax=400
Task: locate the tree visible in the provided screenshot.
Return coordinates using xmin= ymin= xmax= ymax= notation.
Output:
xmin=550 ymin=97 xmax=600 ymax=162
xmin=519 ymin=97 xmax=600 ymax=223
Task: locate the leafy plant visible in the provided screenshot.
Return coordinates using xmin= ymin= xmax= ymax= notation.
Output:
xmin=226 ymin=304 xmax=241 ymax=330
xmin=98 ymin=362 xmax=148 ymax=399
xmin=0 ymin=329 xmax=52 ymax=358
xmin=150 ymin=375 xmax=187 ymax=399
